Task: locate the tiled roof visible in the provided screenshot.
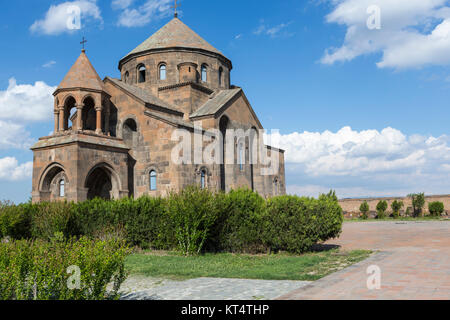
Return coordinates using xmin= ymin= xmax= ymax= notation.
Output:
xmin=123 ymin=17 xmax=226 ymax=60
xmin=105 ymin=77 xmax=181 ymax=115
xmin=190 ymin=88 xmax=242 ymax=118
xmin=58 ymin=51 xmax=104 ymax=91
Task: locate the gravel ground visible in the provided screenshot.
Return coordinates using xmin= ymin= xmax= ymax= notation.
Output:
xmin=117 ymin=276 xmax=311 ymax=300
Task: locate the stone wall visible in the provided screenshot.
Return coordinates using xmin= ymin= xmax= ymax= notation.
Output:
xmin=339 ymin=195 xmax=450 ymax=218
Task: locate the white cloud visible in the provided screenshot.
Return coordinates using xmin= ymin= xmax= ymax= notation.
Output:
xmin=0 ymin=78 xmax=56 ymax=122
xmin=43 ymin=60 xmax=56 ymax=68
xmin=266 ymin=126 xmax=450 ymax=197
xmin=112 ymin=0 xmax=135 ymax=10
xmin=321 ymin=0 xmax=450 ymax=69
xmin=115 ymin=0 xmax=172 ymax=27
xmin=0 ymin=157 xmax=32 ymax=181
xmin=0 ymin=121 xmax=33 ymax=149
xmin=254 ymin=20 xmax=293 ymax=38
xmin=30 ymin=0 xmax=102 ymax=35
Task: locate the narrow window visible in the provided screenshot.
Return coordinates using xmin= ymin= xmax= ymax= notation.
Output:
xmin=219 ymin=67 xmax=223 ymax=86
xmin=150 ymin=170 xmax=157 ymax=191
xmin=124 ymin=71 xmax=129 ymax=84
xmin=159 ymin=64 xmax=166 ymax=80
xmin=201 ymin=170 xmax=206 ymax=189
xmin=201 ymin=65 xmax=207 ymax=82
xmin=138 ymin=65 xmax=146 ymax=83
xmin=274 ymin=178 xmax=279 ymax=195
xmin=59 ymin=179 xmax=65 ymax=197
xmin=239 ymin=142 xmax=244 ymax=171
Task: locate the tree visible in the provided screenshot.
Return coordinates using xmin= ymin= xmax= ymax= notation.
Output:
xmin=376 ymin=200 xmax=388 ymax=219
xmin=391 ymin=200 xmax=404 ymax=219
xmin=408 ymin=193 xmax=425 ymax=217
xmin=359 ymin=201 xmax=370 ymax=220
xmin=428 ymin=201 xmax=444 ymax=217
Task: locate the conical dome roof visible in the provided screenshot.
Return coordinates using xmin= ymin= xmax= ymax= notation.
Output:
xmin=122 ymin=17 xmax=227 ymax=61
xmin=58 ymin=50 xmax=104 ymax=91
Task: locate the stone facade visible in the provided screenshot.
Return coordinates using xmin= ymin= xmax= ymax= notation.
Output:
xmin=339 ymin=195 xmax=450 ymax=218
xmin=31 ymin=17 xmax=286 ymax=203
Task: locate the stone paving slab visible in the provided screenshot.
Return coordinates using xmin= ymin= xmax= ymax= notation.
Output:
xmin=119 ymin=276 xmax=310 ymax=300
xmin=278 ymin=221 xmax=450 ymax=300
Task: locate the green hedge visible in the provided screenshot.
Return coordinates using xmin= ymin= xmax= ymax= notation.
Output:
xmin=0 ymin=237 xmax=129 ymax=300
xmin=0 ymin=188 xmax=344 ymax=255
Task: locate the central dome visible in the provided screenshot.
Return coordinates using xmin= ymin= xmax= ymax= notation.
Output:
xmin=119 ymin=17 xmax=230 ymax=69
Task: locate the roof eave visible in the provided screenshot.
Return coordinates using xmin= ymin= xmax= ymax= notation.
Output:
xmin=118 ymin=47 xmax=232 ymax=71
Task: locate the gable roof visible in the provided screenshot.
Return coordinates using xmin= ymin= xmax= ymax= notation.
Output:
xmin=105 ymin=77 xmax=182 ymax=116
xmin=190 ymin=88 xmax=242 ymax=118
xmin=190 ymin=88 xmax=263 ymax=129
xmin=57 ymin=51 xmax=104 ymax=91
xmin=121 ymin=17 xmax=228 ymax=63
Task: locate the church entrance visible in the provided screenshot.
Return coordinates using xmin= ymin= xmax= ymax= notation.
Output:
xmin=86 ymin=167 xmax=113 ymax=200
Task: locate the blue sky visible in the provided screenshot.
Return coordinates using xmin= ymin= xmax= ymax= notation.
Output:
xmin=0 ymin=0 xmax=449 ymax=203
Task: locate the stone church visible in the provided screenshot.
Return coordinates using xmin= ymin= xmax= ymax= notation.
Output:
xmin=31 ymin=16 xmax=286 ymax=202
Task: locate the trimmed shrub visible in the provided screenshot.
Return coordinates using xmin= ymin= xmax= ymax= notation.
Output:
xmin=0 ymin=237 xmax=129 ymax=300
xmin=213 ymin=188 xmax=266 ymax=254
xmin=263 ymin=193 xmax=343 ymax=254
xmin=359 ymin=201 xmax=369 ymax=219
xmin=167 ymin=187 xmax=218 ymax=255
xmin=391 ymin=200 xmax=404 ymax=219
xmin=124 ymin=196 xmax=173 ymax=249
xmin=376 ymin=200 xmax=388 ymax=219
xmin=428 ymin=201 xmax=444 ymax=217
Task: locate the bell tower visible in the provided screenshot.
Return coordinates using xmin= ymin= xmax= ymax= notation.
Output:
xmin=31 ymin=49 xmax=131 ymax=203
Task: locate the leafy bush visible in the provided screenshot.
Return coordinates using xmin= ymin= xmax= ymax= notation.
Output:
xmin=0 ymin=237 xmax=129 ymax=300
xmin=0 ymin=187 xmax=345 ymax=255
xmin=0 ymin=202 xmax=32 ymax=239
xmin=263 ymin=193 xmax=342 ymax=254
xmin=31 ymin=202 xmax=74 ymax=240
xmin=212 ymin=188 xmax=266 ymax=254
xmin=391 ymin=200 xmax=404 ymax=219
xmin=167 ymin=187 xmax=218 ymax=255
xmin=428 ymin=201 xmax=444 ymax=217
xmin=359 ymin=201 xmax=369 ymax=219
xmin=124 ymin=196 xmax=173 ymax=249
xmin=376 ymin=200 xmax=388 ymax=219
xmin=409 ymin=193 xmax=425 ymax=217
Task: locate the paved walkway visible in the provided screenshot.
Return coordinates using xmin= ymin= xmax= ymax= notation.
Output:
xmin=278 ymin=221 xmax=450 ymax=300
xmin=119 ymin=276 xmax=310 ymax=300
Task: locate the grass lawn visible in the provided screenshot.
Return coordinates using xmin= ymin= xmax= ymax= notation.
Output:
xmin=344 ymin=216 xmax=448 ymax=222
xmin=125 ymin=249 xmax=371 ymax=281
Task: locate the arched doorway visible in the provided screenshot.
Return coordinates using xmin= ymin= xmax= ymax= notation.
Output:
xmin=85 ymin=164 xmax=121 ymax=200
xmin=39 ymin=163 xmax=68 ymax=201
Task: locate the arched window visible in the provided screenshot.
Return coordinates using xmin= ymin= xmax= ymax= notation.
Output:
xmin=274 ymin=178 xmax=279 ymax=195
xmin=137 ymin=65 xmax=146 ymax=83
xmin=238 ymin=141 xmax=245 ymax=171
xmin=159 ymin=64 xmax=166 ymax=80
xmin=59 ymin=179 xmax=65 ymax=197
xmin=150 ymin=170 xmax=157 ymax=191
xmin=201 ymin=170 xmax=206 ymax=189
xmin=124 ymin=71 xmax=129 ymax=83
xmin=201 ymin=65 xmax=207 ymax=82
xmin=218 ymin=67 xmax=223 ymax=86
xmin=123 ymin=118 xmax=137 ymax=147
